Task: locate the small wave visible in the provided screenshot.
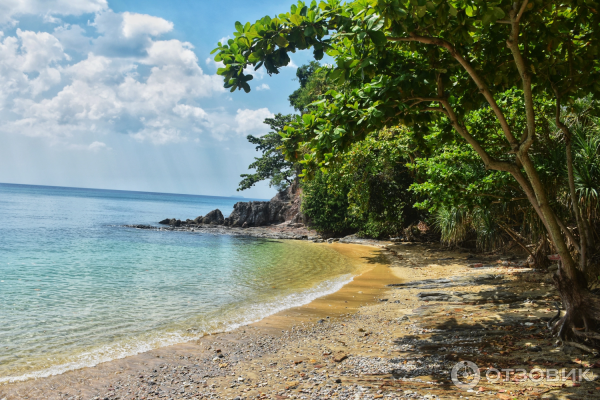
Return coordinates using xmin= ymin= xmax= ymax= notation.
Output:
xmin=0 ymin=274 xmax=354 ymax=384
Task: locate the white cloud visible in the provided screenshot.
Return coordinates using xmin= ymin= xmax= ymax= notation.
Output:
xmin=0 ymin=0 xmax=108 ymax=25
xmin=88 ymin=141 xmax=108 ymax=151
xmin=121 ymin=12 xmax=173 ymax=38
xmin=0 ymin=7 xmax=272 ymax=147
xmin=0 ymin=29 xmax=67 ymax=101
xmin=16 ymin=29 xmax=66 ymax=72
xmin=69 ymin=141 xmax=110 ymax=151
xmin=173 ymin=104 xmax=208 ymax=120
xmin=256 ymin=83 xmax=270 ymax=91
xmin=234 ymin=108 xmax=274 ymax=135
xmin=131 ymin=126 xmax=185 ymax=145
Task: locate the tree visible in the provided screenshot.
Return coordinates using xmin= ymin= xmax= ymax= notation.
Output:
xmin=289 ymin=61 xmax=329 ymax=113
xmin=237 ymin=113 xmax=297 ymax=192
xmin=214 ymin=0 xmax=600 ymax=348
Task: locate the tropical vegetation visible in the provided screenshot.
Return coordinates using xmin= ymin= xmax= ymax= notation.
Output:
xmin=220 ymin=0 xmax=600 ymax=350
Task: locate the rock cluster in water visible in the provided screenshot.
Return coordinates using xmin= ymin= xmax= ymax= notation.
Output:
xmin=160 ymin=183 xmax=305 ymax=229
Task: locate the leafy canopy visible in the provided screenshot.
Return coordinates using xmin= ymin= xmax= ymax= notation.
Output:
xmin=213 ymin=0 xmax=600 ymax=170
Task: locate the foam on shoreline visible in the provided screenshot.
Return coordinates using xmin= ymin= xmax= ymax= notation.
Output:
xmin=0 ymin=243 xmax=384 ymax=385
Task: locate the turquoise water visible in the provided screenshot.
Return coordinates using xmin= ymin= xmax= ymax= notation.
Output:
xmin=0 ymin=183 xmax=361 ymax=382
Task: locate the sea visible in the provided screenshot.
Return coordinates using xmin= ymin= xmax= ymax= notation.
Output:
xmin=0 ymin=183 xmax=363 ymax=383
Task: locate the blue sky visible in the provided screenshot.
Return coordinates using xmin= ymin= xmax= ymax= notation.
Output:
xmin=0 ymin=0 xmax=315 ymax=199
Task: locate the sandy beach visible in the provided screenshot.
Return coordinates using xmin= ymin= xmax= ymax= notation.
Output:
xmin=2 ymin=242 xmax=599 ymax=400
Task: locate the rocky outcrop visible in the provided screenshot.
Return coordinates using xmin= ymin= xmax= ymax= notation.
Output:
xmin=202 ymin=209 xmax=224 ymax=225
xmin=159 ymin=218 xmax=182 ymax=227
xmin=158 ymin=182 xmax=306 ymax=228
xmin=223 ymin=183 xmax=305 ymax=227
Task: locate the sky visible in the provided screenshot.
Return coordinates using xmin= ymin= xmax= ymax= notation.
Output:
xmin=0 ymin=0 xmax=316 ymax=199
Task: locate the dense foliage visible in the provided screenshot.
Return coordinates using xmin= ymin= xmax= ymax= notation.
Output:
xmin=219 ymin=0 xmax=600 ymax=349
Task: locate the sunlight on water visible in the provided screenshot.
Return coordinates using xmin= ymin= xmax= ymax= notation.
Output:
xmin=0 ymin=184 xmax=362 ymax=382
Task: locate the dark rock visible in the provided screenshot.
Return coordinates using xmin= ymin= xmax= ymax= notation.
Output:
xmin=125 ymin=225 xmax=156 ymax=230
xmin=158 ymin=182 xmax=307 ymax=229
xmin=225 ymin=182 xmax=306 ymax=227
xmin=202 ymin=209 xmax=224 ymax=225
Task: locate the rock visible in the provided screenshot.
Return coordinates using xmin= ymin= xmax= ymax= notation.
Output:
xmin=159 ymin=218 xmax=171 ymax=225
xmin=332 ymin=352 xmax=347 ymax=362
xmin=202 ymin=209 xmax=224 ymax=225
xmin=194 ymin=215 xmax=204 ymax=224
xmin=225 ymin=182 xmax=306 ymax=227
xmin=125 ymin=225 xmax=156 ymax=230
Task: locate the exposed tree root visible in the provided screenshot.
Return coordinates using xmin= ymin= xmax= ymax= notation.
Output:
xmin=551 ymin=268 xmax=600 ymax=353
xmin=564 ymin=340 xmax=599 ymax=355
xmin=547 ymin=302 xmax=562 ymax=330
xmin=572 ymin=329 xmax=600 ymax=341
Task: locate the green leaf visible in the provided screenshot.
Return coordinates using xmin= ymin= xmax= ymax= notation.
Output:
xmin=241 ymin=82 xmax=251 ymax=93
xmin=465 ymin=6 xmax=475 ymax=17
xmin=235 ymin=21 xmax=244 ymax=33
xmin=248 ymin=52 xmax=262 ymax=63
xmin=371 ymin=17 xmax=384 ymax=31
xmin=367 ymin=30 xmax=387 ymax=47
xmin=304 ymin=25 xmax=315 ymax=37
xmin=273 ymin=35 xmax=289 ymax=47
xmin=290 ymin=14 xmax=302 ymax=25
xmin=492 ymin=7 xmax=505 ymax=20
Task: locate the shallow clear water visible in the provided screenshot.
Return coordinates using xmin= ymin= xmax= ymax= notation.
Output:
xmin=0 ymin=183 xmax=361 ymax=382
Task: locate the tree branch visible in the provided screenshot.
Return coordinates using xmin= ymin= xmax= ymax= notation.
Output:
xmin=388 ymin=34 xmax=519 ymax=147
xmin=516 ymin=0 xmax=529 ymax=22
xmin=422 ymin=106 xmax=447 ymax=113
xmin=507 ymin=8 xmax=535 ymax=155
xmin=553 ymin=88 xmax=587 ymax=267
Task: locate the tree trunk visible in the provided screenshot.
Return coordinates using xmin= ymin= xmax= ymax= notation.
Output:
xmin=566 ymin=139 xmax=588 ymax=270
xmin=552 ymin=267 xmax=600 ymax=350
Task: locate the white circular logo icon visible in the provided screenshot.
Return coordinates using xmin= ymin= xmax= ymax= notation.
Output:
xmin=451 ymin=361 xmax=481 ymax=390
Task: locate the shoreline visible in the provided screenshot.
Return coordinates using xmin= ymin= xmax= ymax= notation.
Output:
xmin=124 ymin=222 xmax=322 ymax=241
xmin=2 ymin=242 xmax=598 ymax=400
xmin=0 ymin=242 xmax=392 ymax=397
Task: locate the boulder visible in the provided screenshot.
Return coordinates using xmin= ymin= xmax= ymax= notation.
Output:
xmin=202 ymin=209 xmax=224 ymax=225
xmin=159 ymin=218 xmax=172 ymax=225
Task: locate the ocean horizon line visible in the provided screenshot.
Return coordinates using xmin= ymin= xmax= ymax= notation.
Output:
xmin=0 ymin=181 xmax=269 ymax=201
